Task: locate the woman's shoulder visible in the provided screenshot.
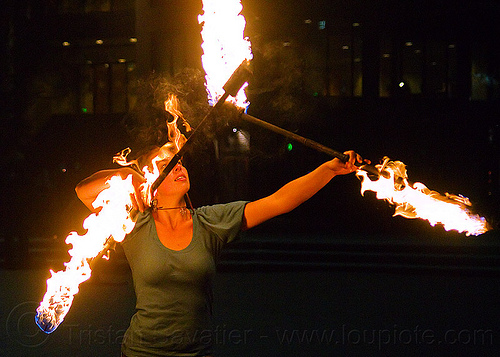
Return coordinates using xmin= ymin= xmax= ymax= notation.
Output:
xmin=193 ymin=201 xmax=249 ymax=244
xmin=122 ymin=209 xmax=153 ymax=244
xmin=193 ymin=201 xmax=249 ymax=218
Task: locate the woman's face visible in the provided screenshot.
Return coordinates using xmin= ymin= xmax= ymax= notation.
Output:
xmin=155 ymin=158 xmax=190 ymax=199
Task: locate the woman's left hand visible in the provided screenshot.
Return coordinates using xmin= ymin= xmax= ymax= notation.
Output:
xmin=324 ymin=150 xmax=369 ymax=176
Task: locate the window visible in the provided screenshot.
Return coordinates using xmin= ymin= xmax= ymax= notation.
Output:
xmin=80 ymin=61 xmax=135 ymax=114
xmin=327 ymin=25 xmax=362 ymax=97
xmin=59 ymin=0 xmax=134 ymax=14
xmin=379 ymin=39 xmax=458 ymax=98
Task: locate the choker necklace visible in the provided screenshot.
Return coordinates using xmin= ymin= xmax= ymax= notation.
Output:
xmin=156 ymin=206 xmax=187 ymax=211
xmin=151 ymin=199 xmax=188 ymax=217
xmin=158 ymin=207 xmax=188 ymax=216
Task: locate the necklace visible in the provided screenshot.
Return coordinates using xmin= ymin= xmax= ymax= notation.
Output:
xmin=156 ymin=206 xmax=186 ymax=210
xmin=151 ymin=199 xmax=189 ymax=217
xmin=155 ymin=206 xmax=188 ymax=217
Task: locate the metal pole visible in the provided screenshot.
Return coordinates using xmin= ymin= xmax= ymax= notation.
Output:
xmin=239 ymin=112 xmax=386 ymax=178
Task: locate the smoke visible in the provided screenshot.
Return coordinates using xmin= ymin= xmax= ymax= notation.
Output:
xmin=123 ymin=68 xmax=243 ymax=163
xmin=248 ymin=39 xmax=314 ymax=126
xmin=124 ymin=68 xmax=204 ymax=150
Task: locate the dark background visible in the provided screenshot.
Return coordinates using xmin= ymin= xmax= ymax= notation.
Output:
xmin=1 ymin=1 xmax=500 ymax=356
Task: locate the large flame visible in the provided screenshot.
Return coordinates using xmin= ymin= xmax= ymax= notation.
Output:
xmin=36 ymin=95 xmax=189 ymax=333
xmin=35 ymin=175 xmax=137 ymax=333
xmin=356 ymin=158 xmax=489 ymax=236
xmin=198 ymin=0 xmax=252 ymax=108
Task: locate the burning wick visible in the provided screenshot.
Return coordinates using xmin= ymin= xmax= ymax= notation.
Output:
xmin=199 ymin=0 xmax=252 ymax=109
xmin=35 ymin=175 xmax=138 ymax=333
xmin=356 ymin=158 xmax=489 ymax=236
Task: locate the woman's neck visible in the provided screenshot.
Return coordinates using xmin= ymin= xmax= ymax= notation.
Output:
xmin=153 ymin=196 xmax=186 ymax=210
xmin=152 ymin=198 xmax=189 ymax=228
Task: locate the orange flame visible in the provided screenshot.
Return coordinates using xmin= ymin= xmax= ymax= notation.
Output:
xmin=198 ymin=0 xmax=252 ymax=108
xmin=356 ymin=158 xmax=489 ymax=236
xmin=36 ymin=94 xmax=190 ymax=333
xmin=35 ymin=175 xmax=137 ymax=333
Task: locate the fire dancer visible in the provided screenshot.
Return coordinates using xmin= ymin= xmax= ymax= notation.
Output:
xmin=75 ymin=147 xmax=365 ymax=357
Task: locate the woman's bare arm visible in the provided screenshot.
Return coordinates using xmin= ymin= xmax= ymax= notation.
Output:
xmin=75 ymin=167 xmax=146 ymax=212
xmin=242 ymin=151 xmax=364 ymax=230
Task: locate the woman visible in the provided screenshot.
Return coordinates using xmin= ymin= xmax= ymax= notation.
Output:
xmin=75 ymin=149 xmax=364 ymax=357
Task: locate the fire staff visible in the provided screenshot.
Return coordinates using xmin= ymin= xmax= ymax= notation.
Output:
xmin=75 ymin=146 xmax=365 ymax=357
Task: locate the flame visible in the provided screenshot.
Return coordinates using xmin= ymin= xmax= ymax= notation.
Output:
xmin=165 ymin=94 xmax=190 ymax=150
xmin=356 ymin=159 xmax=489 ymax=236
xmin=36 ymin=94 xmax=190 ymax=333
xmin=35 ymin=175 xmax=137 ymax=333
xmin=198 ymin=0 xmax=252 ymax=108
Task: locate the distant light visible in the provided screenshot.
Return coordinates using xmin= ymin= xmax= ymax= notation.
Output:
xmin=287 ymin=143 xmax=293 ymax=151
xmin=283 ymin=41 xmax=291 ymax=47
xmin=95 ymin=39 xmax=104 ymax=45
xmin=399 ymin=82 xmax=405 ymax=88
xmin=232 ymin=127 xmax=238 ymax=133
xmin=382 ymin=53 xmax=391 ymax=58
xmin=61 ymin=168 xmax=67 ymax=173
xmin=118 ymin=58 xmax=126 ymax=63
xmin=81 ymin=107 xmax=88 ymax=113
xmin=62 ymin=41 xmax=71 ymax=47
xmin=304 ymin=19 xmax=312 ymax=24
xmin=318 ymin=20 xmax=326 ymax=30
xmin=313 ymin=92 xmax=319 ymax=97
xmin=352 ymin=22 xmax=360 ymax=27
xmin=414 ymin=49 xmax=422 ymax=54
xmin=129 ymin=37 xmax=138 ymax=43
xmin=448 ymin=44 xmax=455 ymax=49
xmin=431 ymin=61 xmax=437 ymax=66
xmin=405 ymin=41 xmax=413 ymax=47
xmin=342 ymin=45 xmax=349 ymax=50
xmin=354 ymin=57 xmax=361 ymax=63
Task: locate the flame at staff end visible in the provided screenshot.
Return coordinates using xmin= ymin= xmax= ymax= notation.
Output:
xmin=356 ymin=159 xmax=490 ymax=236
xmin=35 ymin=175 xmax=137 ymax=333
xmin=198 ymin=0 xmax=252 ymax=109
